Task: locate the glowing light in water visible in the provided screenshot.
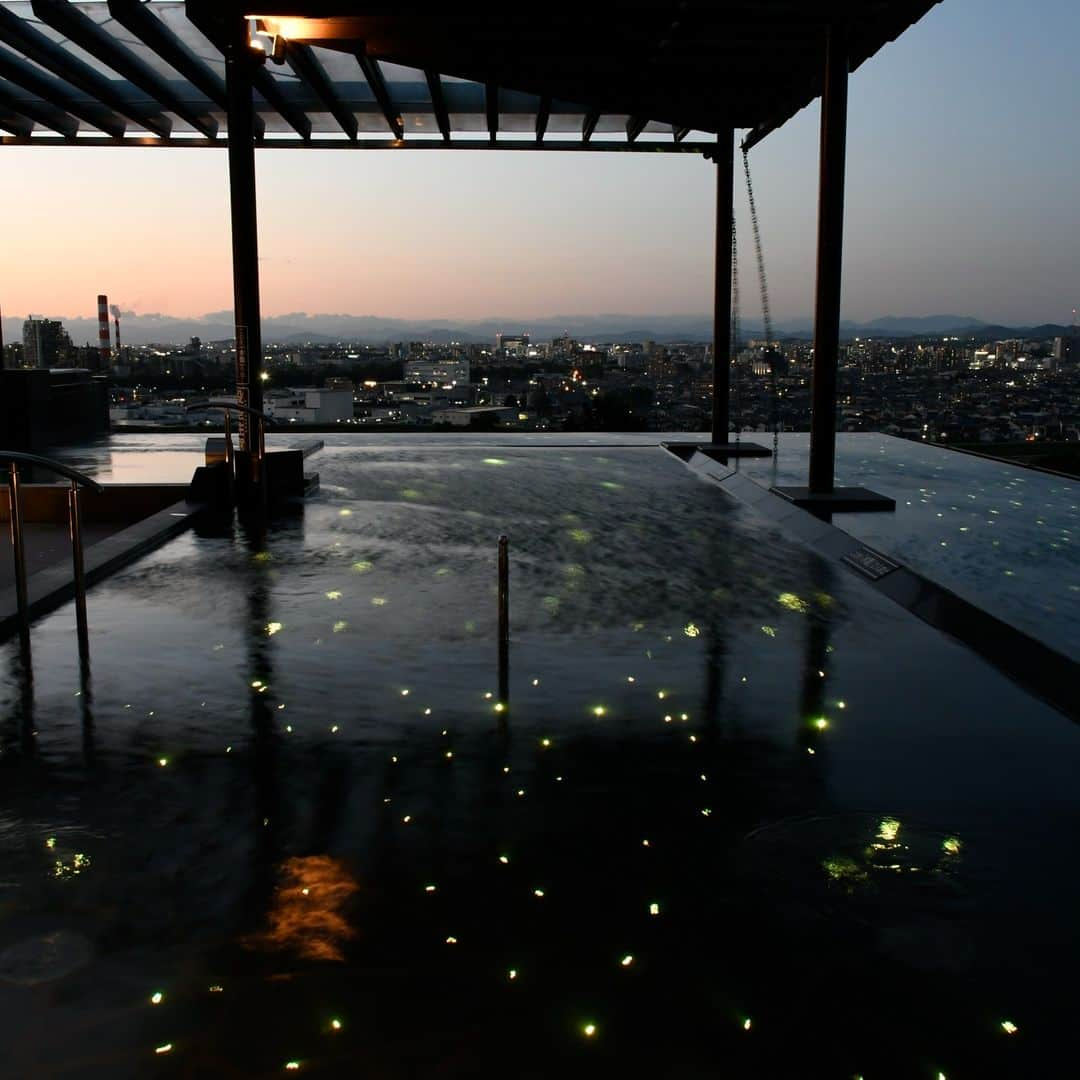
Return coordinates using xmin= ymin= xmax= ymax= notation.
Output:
xmin=760 ymin=626 xmax=777 ymax=637
xmin=942 ymin=837 xmax=963 ymax=856
xmin=150 ymin=991 xmax=163 ymax=1005
xmin=352 ymin=560 xmax=373 ymax=573
xmin=777 ymin=592 xmax=809 ymax=613
xmin=877 ymin=818 xmax=901 ymax=842
xmin=684 ymin=623 xmax=700 ymax=638
xmin=325 ymin=591 xmax=342 ymax=600
xmin=582 ymin=1023 xmax=597 ymax=1037
xmin=265 ymin=622 xmax=283 ymax=636
xmin=649 ymin=902 xmax=660 ymax=916
xmin=1001 ymin=1020 xmax=1018 ymax=1035
xmin=155 ymin=1043 xmax=173 ymax=1055
xmin=371 ymin=597 xmax=388 ymax=606
xmin=483 ymin=458 xmax=508 ymax=466
xmin=620 ymin=955 xmax=634 ymax=967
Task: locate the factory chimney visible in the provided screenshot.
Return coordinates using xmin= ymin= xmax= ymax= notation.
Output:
xmin=111 ymin=304 xmax=122 ymax=362
xmin=97 ymin=294 xmax=111 ymax=366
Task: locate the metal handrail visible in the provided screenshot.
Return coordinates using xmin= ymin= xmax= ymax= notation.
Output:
xmin=3 ymin=450 xmax=102 ymax=665
xmin=186 ymin=399 xmax=275 ymax=462
xmin=1 ymin=451 xmax=103 ymax=493
xmin=186 ymin=399 xmax=276 ymax=512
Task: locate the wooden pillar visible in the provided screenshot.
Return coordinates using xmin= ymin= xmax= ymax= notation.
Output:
xmin=711 ymin=127 xmax=735 ymax=444
xmin=224 ymin=20 xmax=264 ymax=455
xmin=808 ymin=25 xmax=849 ymax=494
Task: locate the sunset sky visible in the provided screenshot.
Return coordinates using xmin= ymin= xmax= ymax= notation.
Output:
xmin=2 ymin=0 xmax=1078 ymax=326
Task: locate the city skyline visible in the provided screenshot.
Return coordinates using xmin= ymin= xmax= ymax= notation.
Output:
xmin=2 ymin=1 xmax=1078 ymax=326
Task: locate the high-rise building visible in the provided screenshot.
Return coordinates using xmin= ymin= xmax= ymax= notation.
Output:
xmin=1052 ymin=334 xmax=1077 ymax=365
xmin=22 ymin=316 xmax=73 ymax=368
xmin=496 ymin=333 xmax=530 ymax=357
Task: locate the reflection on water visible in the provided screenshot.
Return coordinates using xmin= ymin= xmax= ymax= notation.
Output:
xmin=0 ymin=440 xmax=1077 ymax=1076
xmin=736 ymin=432 xmax=1080 ymax=659
xmin=246 ymin=856 xmax=359 ymax=962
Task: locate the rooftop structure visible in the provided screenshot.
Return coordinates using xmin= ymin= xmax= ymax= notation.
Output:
xmin=0 ymin=0 xmax=941 ymax=500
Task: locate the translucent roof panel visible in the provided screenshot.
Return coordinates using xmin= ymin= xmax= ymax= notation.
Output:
xmin=402 ymin=112 xmax=438 ymax=134
xmin=148 ymin=0 xmax=226 ymax=81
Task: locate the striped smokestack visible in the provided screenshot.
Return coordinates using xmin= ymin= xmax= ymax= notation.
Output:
xmin=97 ymin=294 xmax=111 ymax=365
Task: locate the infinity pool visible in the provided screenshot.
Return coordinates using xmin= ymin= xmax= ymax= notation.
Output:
xmin=1 ymin=440 xmax=1076 ymax=1077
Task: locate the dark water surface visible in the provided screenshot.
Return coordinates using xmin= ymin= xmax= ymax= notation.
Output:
xmin=1 ymin=441 xmax=1077 ymax=1077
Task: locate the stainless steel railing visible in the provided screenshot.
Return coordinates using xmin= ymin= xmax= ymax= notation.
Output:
xmin=187 ymin=399 xmax=277 ymax=510
xmin=187 ymin=398 xmax=276 ymax=460
xmin=3 ymin=451 xmax=103 ymax=663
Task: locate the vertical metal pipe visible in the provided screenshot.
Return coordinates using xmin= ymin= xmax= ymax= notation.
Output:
xmin=497 ymin=534 xmax=509 ymax=705
xmin=808 ymin=25 xmax=849 ymax=494
xmin=224 ymin=21 xmax=264 ymax=458
xmin=8 ymin=462 xmax=30 ymax=660
xmin=68 ymin=480 xmax=89 ymax=664
xmin=711 ymin=127 xmax=735 ymax=445
xmin=258 ymin=416 xmax=269 ymax=516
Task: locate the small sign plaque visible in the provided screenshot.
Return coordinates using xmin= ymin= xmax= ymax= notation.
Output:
xmin=842 ymin=547 xmax=899 ymax=581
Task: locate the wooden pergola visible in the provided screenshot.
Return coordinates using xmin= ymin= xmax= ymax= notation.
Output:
xmin=0 ymin=1 xmax=941 ymax=506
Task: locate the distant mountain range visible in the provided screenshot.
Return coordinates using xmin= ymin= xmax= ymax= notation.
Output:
xmin=1 ymin=310 xmax=1073 ymax=348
